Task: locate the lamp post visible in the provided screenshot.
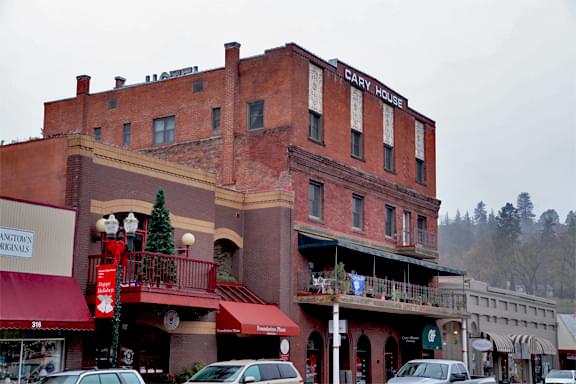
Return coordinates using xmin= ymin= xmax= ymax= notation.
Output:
xmin=181 ymin=232 xmax=195 ymax=257
xmin=102 ymin=213 xmax=138 ymax=368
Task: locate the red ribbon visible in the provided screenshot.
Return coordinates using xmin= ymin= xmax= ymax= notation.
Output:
xmin=106 ymin=240 xmax=126 ymax=265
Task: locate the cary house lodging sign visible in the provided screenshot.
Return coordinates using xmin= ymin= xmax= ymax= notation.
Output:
xmin=338 ymin=63 xmax=406 ymax=109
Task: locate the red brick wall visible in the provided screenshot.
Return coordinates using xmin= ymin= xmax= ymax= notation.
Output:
xmin=0 ymin=137 xmax=68 ymax=206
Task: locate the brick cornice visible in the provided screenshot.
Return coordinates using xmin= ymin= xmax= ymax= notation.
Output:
xmin=288 ymin=145 xmax=440 ymax=212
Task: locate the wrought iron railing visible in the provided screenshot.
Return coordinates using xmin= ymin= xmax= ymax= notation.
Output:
xmin=397 ymin=229 xmax=437 ymax=249
xmin=88 ymin=252 xmax=217 ymax=293
xmin=299 ymin=271 xmax=465 ymax=311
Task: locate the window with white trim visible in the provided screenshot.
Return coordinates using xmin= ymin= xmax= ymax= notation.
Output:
xmin=351 ymin=87 xmax=363 ymax=159
xmin=384 ymin=104 xmax=394 ymax=171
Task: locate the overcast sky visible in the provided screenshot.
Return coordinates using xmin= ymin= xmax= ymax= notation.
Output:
xmin=1 ymin=0 xmax=575 ymax=221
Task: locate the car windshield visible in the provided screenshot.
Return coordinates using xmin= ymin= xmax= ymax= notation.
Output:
xmin=187 ymin=365 xmax=243 ymax=383
xmin=40 ymin=375 xmax=81 ymax=384
xmin=547 ymin=371 xmax=573 ymax=379
xmin=396 ymin=362 xmax=448 ymax=380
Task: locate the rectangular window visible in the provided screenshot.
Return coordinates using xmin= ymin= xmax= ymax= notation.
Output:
xmin=352 ymin=194 xmax=364 ymax=230
xmin=385 ymin=205 xmax=396 ymax=237
xmin=384 ymin=144 xmax=394 ymax=172
xmin=417 ymin=216 xmax=427 ymax=245
xmin=416 ymin=158 xmax=426 ymax=184
xmin=94 ymin=127 xmax=102 ymax=142
xmin=123 ymin=123 xmax=131 ymax=145
xmin=308 ymin=181 xmax=323 ymax=220
xmin=248 ymin=100 xmax=264 ymax=130
xmin=212 ymin=107 xmax=221 ymax=133
xmin=351 ymin=130 xmax=363 ymax=158
xmin=153 ymin=115 xmax=175 ymax=145
xmin=402 ymin=211 xmax=412 ymax=245
xmin=309 ymin=111 xmax=322 ymax=142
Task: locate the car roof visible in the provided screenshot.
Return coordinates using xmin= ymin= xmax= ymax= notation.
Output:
xmin=48 ymin=369 xmax=139 ymax=376
xmin=407 ymin=359 xmax=464 ymax=364
xmin=207 ymin=360 xmax=294 ymax=366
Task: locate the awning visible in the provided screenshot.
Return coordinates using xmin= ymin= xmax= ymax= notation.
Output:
xmin=534 ymin=336 xmax=557 ymax=355
xmin=509 ymin=334 xmax=539 ymax=354
xmin=485 ymin=331 xmax=514 ymax=353
xmin=0 ymin=271 xmax=94 ymax=330
xmin=298 ymin=232 xmax=463 ymax=276
xmin=216 ymin=301 xmax=300 ymax=336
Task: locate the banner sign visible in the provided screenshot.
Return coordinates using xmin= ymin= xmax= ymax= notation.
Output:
xmin=95 ymin=265 xmax=116 ymax=318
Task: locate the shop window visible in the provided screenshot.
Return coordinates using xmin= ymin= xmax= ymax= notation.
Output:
xmin=306 ymin=332 xmax=323 ymax=384
xmin=0 ymin=339 xmax=64 ymax=383
xmin=248 ymin=100 xmax=264 ymax=130
xmin=153 ymin=115 xmax=175 ymax=145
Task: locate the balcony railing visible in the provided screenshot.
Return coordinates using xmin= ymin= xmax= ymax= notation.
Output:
xmin=88 ymin=251 xmax=217 ymax=293
xmin=298 ymin=271 xmax=465 ymax=311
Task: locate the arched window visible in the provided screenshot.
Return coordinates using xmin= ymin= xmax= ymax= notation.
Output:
xmin=356 ymin=335 xmax=371 ymax=384
xmin=214 ymin=239 xmax=239 ymax=282
xmin=306 ymin=332 xmax=323 ymax=384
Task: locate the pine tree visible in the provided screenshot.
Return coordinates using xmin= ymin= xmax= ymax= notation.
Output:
xmin=517 ymin=192 xmax=535 ymax=228
xmin=538 ymin=209 xmax=560 ymax=226
xmin=473 ymin=201 xmax=488 ymax=226
xmin=145 ymin=188 xmax=176 ymax=284
xmin=494 ymin=203 xmax=522 ymax=289
xmin=145 ymin=188 xmax=176 ymax=254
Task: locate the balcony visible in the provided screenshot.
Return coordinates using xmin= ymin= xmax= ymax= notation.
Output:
xmin=396 ymin=229 xmax=438 ymax=259
xmin=295 ymin=271 xmax=468 ymax=318
xmin=87 ymin=252 xmax=219 ymax=309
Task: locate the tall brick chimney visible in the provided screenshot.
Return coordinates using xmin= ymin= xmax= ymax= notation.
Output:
xmin=221 ymin=42 xmax=240 ymax=185
xmin=76 ymin=75 xmax=91 ymax=95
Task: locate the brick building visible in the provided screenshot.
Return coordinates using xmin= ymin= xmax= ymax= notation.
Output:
xmin=7 ymin=42 xmax=467 ymax=383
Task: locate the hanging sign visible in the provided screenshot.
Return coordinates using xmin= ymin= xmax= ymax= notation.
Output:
xmin=95 ymin=265 xmax=116 ymax=318
xmin=472 ymin=339 xmax=493 ymax=352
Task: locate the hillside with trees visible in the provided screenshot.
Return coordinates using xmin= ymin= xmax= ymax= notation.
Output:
xmin=438 ymin=192 xmax=575 ymax=313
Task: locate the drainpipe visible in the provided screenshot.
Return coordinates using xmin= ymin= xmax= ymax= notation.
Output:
xmin=462 ymin=318 xmax=469 ymax=369
xmin=333 ymin=246 xmax=340 ymax=384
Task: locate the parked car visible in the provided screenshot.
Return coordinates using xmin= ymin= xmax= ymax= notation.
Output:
xmin=184 ymin=360 xmax=302 ymax=384
xmin=388 ymin=359 xmax=496 ymax=384
xmin=40 ymin=369 xmax=145 ymax=384
xmin=545 ymin=370 xmax=576 ymax=384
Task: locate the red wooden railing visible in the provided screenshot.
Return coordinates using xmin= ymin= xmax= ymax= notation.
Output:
xmin=88 ymin=252 xmax=217 ymax=293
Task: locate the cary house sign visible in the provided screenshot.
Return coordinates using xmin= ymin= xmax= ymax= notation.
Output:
xmin=343 ymin=67 xmax=405 ymax=109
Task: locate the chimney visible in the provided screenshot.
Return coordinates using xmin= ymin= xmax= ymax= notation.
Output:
xmin=76 ymin=75 xmax=91 ymax=95
xmin=221 ymin=42 xmax=241 ymax=185
xmin=114 ymin=76 xmax=126 ymax=89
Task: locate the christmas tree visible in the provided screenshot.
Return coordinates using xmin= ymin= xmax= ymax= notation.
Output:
xmin=145 ymin=188 xmax=176 ymax=284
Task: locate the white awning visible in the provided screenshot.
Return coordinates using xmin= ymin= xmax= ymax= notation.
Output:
xmin=485 ymin=331 xmax=514 ymax=353
xmin=509 ymin=334 xmax=539 ymax=354
xmin=534 ymin=336 xmax=557 ymax=355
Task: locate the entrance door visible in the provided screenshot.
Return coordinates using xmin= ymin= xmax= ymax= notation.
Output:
xmin=385 ymin=337 xmax=398 ymax=382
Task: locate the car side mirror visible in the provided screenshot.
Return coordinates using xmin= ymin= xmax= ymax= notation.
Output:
xmin=243 ymin=376 xmax=256 ymax=384
xmin=450 ymin=373 xmax=466 ymax=382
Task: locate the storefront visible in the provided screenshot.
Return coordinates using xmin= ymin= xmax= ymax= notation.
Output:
xmin=216 ymin=301 xmax=299 ymax=360
xmin=0 ymin=271 xmax=94 ymax=383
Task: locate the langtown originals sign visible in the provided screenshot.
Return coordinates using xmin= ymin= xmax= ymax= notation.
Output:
xmin=0 ymin=227 xmax=34 ymax=258
xmin=343 ymin=67 xmax=405 ymax=109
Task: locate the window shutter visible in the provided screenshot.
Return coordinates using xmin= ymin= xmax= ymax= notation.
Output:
xmin=351 ymin=87 xmax=363 ymax=132
xmin=308 ymin=64 xmax=323 ymax=114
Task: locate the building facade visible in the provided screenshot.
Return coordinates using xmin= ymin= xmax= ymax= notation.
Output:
xmin=6 ymin=42 xmax=466 ymax=383
xmin=440 ymin=277 xmax=558 ymax=384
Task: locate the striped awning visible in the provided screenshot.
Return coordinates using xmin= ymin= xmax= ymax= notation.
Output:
xmin=485 ymin=331 xmax=514 ymax=353
xmin=509 ymin=334 xmax=539 ymax=354
xmin=534 ymin=336 xmax=557 ymax=355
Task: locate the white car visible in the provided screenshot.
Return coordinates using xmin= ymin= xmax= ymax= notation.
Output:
xmin=545 ymin=370 xmax=576 ymax=384
xmin=41 ymin=369 xmax=145 ymax=384
xmin=185 ymin=360 xmax=302 ymax=384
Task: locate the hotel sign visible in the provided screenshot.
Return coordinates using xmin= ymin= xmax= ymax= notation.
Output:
xmin=343 ymin=67 xmax=405 ymax=109
xmin=0 ymin=227 xmax=34 ymax=258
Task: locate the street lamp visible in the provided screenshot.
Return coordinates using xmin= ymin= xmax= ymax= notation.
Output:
xmin=181 ymin=232 xmax=195 ymax=257
xmin=101 ymin=213 xmax=138 ymax=368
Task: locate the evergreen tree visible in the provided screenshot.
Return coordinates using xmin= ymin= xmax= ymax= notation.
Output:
xmin=494 ymin=203 xmax=522 ymax=289
xmin=473 ymin=201 xmax=488 ymax=225
xmin=517 ymin=192 xmax=536 ymax=228
xmin=565 ymin=210 xmax=576 ymax=228
xmin=538 ymin=209 xmax=560 ymax=226
xmin=145 ymin=188 xmax=176 ymax=254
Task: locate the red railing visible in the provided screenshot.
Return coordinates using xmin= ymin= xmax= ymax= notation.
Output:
xmin=88 ymin=252 xmax=217 ymax=293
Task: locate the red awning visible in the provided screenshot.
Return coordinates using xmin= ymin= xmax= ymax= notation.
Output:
xmin=0 ymin=271 xmax=94 ymax=330
xmin=217 ymin=301 xmax=300 ymax=336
